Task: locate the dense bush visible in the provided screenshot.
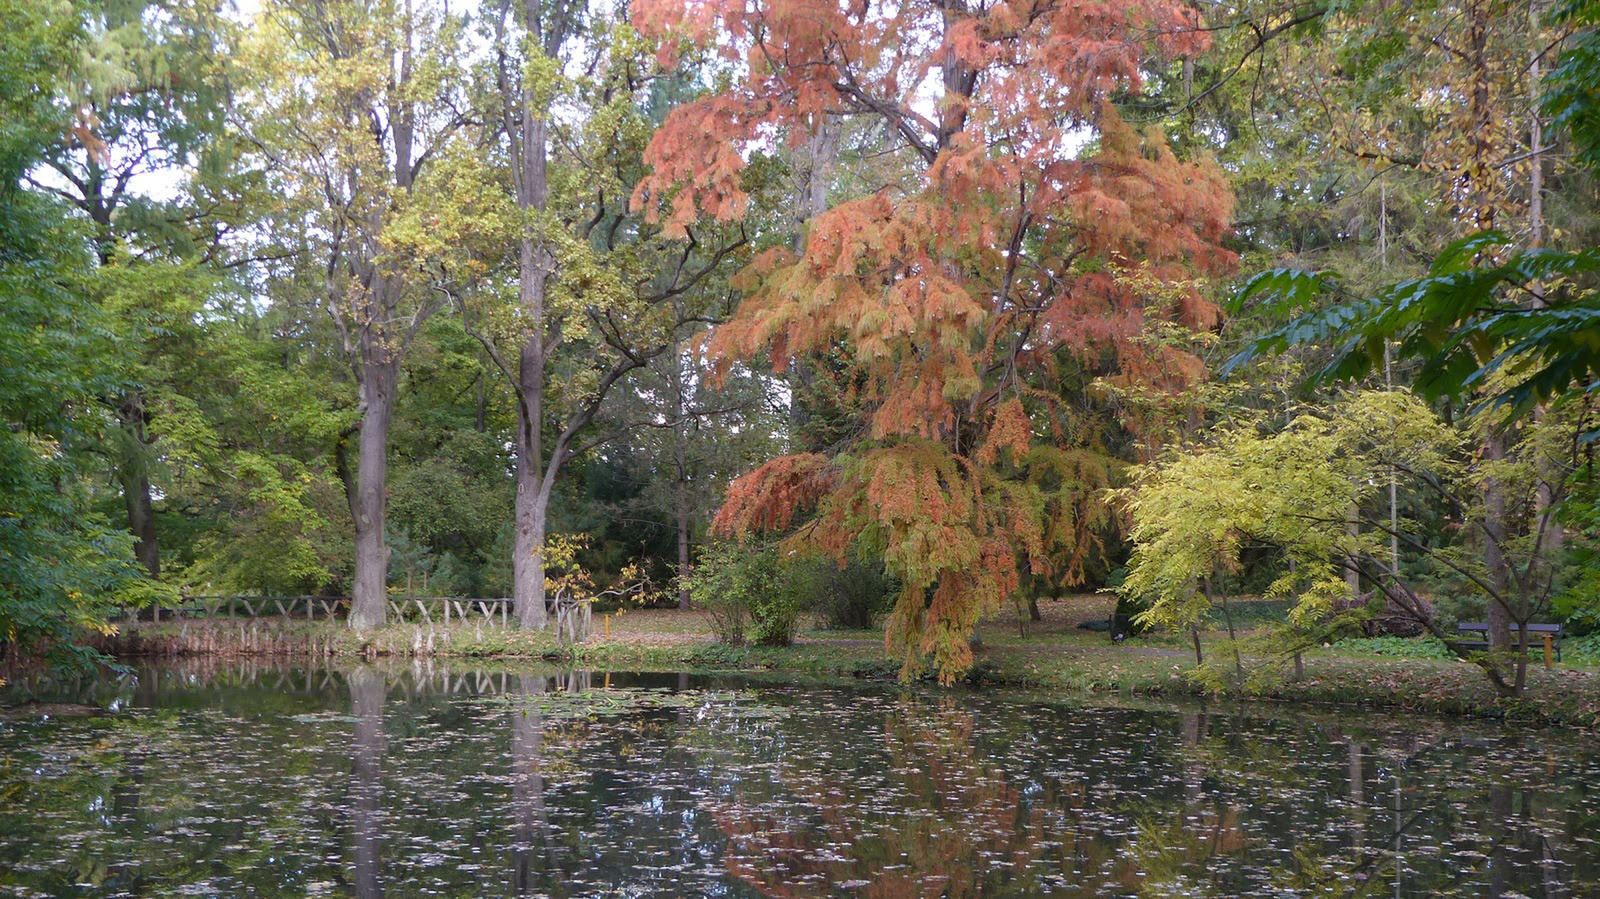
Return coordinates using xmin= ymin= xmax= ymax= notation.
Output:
xmin=1554 ymin=595 xmax=1600 ymax=637
xmin=1112 ymin=593 xmax=1152 ymax=637
xmin=1567 ymin=633 xmax=1600 ymax=663
xmin=689 ymin=544 xmax=897 ymax=643
xmin=686 ymin=542 xmax=752 ymax=644
xmin=688 ymin=541 xmax=801 ymax=646
xmin=786 ymin=554 xmax=898 ymax=631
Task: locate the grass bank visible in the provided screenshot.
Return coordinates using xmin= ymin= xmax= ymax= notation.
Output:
xmin=100 ymin=611 xmax=1600 ymax=729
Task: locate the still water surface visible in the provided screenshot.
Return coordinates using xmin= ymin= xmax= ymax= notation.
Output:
xmin=1 ymin=660 xmax=1597 ymax=896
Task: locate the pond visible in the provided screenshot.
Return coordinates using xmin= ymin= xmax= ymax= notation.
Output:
xmin=1 ymin=660 xmax=1597 ymax=897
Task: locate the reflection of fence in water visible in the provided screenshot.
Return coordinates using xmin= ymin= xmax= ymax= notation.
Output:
xmin=5 ymin=659 xmax=595 ymax=704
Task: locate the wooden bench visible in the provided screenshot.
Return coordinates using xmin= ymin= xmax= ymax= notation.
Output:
xmin=1454 ymin=622 xmax=1563 ymax=664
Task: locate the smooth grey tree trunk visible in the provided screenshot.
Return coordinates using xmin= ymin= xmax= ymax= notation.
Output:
xmin=1527 ymin=27 xmax=1565 ymax=564
xmin=489 ymin=0 xmax=715 ymax=627
xmin=506 ymin=0 xmax=559 ymax=630
xmin=512 ymin=434 xmax=550 ymax=629
xmin=350 ymin=360 xmax=397 ymax=630
xmin=340 ymin=15 xmax=425 ymax=630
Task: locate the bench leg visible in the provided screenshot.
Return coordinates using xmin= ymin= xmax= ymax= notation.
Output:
xmin=1544 ymin=634 xmax=1554 ymax=669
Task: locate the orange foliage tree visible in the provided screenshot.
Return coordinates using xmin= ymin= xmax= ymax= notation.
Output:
xmin=632 ymin=0 xmax=1235 ymax=679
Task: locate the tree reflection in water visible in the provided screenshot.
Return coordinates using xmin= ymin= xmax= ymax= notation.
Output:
xmin=712 ymin=699 xmax=1061 ymax=895
xmin=2 ymin=662 xmax=1599 ymax=896
xmin=349 ymin=668 xmax=385 ymax=899
xmin=511 ymin=669 xmax=595 ymax=894
xmin=510 ymin=673 xmax=555 ymax=892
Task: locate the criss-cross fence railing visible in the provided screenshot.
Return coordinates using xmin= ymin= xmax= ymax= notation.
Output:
xmin=134 ymin=595 xmax=546 ymax=628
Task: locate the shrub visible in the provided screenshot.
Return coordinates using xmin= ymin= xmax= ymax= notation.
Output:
xmin=1336 ymin=635 xmax=1458 ymax=660
xmin=1553 ymin=589 xmax=1600 ymax=637
xmin=686 ymin=542 xmax=749 ymax=645
xmin=1112 ymin=593 xmax=1152 ymax=637
xmin=1567 ymin=633 xmax=1600 ymax=663
xmin=787 ymin=553 xmax=898 ymax=631
xmin=749 ymin=557 xmax=803 ymax=646
xmin=691 ymin=543 xmax=896 ymax=645
xmin=688 ymin=541 xmax=799 ymax=646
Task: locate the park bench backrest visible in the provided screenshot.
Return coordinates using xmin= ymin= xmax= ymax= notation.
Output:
xmin=1456 ymin=622 xmax=1561 ymax=634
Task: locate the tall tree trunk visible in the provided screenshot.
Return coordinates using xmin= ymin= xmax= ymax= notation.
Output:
xmin=673 ymin=342 xmax=693 ymax=610
xmin=117 ymin=400 xmax=160 ymax=578
xmin=512 ymin=427 xmax=550 ymax=629
xmin=1528 ymin=8 xmax=1564 ymax=561
xmin=1460 ymin=0 xmax=1516 ymax=690
xmin=511 ymin=222 xmax=553 ymax=627
xmin=1380 ymin=182 xmax=1401 ymax=577
xmin=1345 ymin=506 xmax=1361 ymax=599
xmin=1483 ymin=432 xmax=1514 ymax=662
xmin=506 ymin=0 xmax=561 ymax=629
xmin=786 ymin=115 xmax=839 ymax=439
xmin=676 ymin=499 xmax=692 ymax=610
xmin=344 ymin=14 xmax=422 ymax=630
xmin=350 ymin=358 xmax=397 ymax=630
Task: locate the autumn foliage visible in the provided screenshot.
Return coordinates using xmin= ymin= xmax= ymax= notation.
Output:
xmin=633 ymin=0 xmax=1235 ymax=678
